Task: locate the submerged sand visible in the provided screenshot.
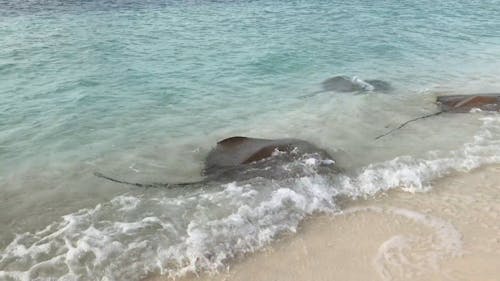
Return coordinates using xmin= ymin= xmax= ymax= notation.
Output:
xmin=148 ymin=165 xmax=500 ymax=281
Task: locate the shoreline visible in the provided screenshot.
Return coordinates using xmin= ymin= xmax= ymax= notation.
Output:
xmin=147 ymin=165 xmax=500 ymax=281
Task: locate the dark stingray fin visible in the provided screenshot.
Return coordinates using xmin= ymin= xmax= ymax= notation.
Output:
xmin=94 ymin=172 xmax=204 ymax=188
xmin=375 ymin=111 xmax=443 ymax=140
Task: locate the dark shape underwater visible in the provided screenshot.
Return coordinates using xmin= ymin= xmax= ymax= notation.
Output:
xmin=203 ymin=136 xmax=338 ymax=182
xmin=375 ymin=93 xmax=500 ymax=140
xmin=95 ymin=136 xmax=339 ymax=187
xmin=321 ymin=76 xmax=392 ymax=93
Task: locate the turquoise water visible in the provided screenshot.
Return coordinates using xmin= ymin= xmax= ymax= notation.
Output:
xmin=1 ymin=1 xmax=500 ymax=280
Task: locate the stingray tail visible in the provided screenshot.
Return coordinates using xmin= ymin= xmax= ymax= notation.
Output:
xmin=375 ymin=111 xmax=443 ymax=140
xmin=298 ymin=89 xmax=325 ymax=99
xmin=93 ymin=172 xmax=203 ymax=188
xmin=93 ymin=172 xmax=160 ymax=188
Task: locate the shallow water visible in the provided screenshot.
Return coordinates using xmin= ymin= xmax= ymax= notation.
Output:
xmin=1 ymin=0 xmax=500 ymax=280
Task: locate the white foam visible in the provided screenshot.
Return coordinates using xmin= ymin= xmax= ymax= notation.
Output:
xmin=351 ymin=76 xmax=375 ymax=91
xmin=339 ymin=116 xmax=500 ymax=198
xmin=304 ymin=158 xmax=317 ymax=166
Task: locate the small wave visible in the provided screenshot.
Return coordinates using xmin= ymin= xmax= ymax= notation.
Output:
xmin=338 ymin=115 xmax=500 ymax=197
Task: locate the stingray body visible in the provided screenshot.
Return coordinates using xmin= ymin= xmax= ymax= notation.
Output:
xmin=203 ymin=136 xmax=338 ymax=182
xmin=95 ymin=136 xmax=338 ymax=187
xmin=437 ymin=94 xmax=500 ymax=113
xmin=375 ymin=93 xmax=500 ymax=140
xmin=321 ymin=76 xmax=392 ymax=93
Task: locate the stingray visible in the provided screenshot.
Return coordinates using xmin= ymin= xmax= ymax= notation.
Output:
xmin=321 ymin=76 xmax=393 ymax=93
xmin=301 ymin=75 xmax=393 ymax=98
xmin=95 ymin=136 xmax=339 ymax=188
xmin=436 ymin=94 xmax=500 ymax=113
xmin=374 ymin=93 xmax=500 ymax=140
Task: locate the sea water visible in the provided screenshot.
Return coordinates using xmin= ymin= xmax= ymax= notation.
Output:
xmin=1 ymin=0 xmax=500 ymax=280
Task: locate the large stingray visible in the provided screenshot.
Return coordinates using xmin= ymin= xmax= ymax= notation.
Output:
xmin=375 ymin=93 xmax=500 ymax=140
xmin=95 ymin=136 xmax=339 ymax=187
xmin=301 ymin=75 xmax=392 ymax=98
xmin=321 ymin=76 xmax=392 ymax=93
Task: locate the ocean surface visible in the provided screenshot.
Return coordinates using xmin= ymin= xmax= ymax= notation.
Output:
xmin=1 ymin=0 xmax=500 ymax=280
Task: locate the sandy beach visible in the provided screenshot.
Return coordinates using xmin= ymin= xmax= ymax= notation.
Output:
xmin=148 ymin=165 xmax=500 ymax=281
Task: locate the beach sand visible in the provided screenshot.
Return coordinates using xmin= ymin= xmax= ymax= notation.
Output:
xmin=148 ymin=165 xmax=500 ymax=281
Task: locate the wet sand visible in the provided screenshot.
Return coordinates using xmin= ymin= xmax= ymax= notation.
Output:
xmin=148 ymin=165 xmax=500 ymax=281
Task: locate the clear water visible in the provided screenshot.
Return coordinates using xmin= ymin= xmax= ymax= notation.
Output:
xmin=1 ymin=0 xmax=500 ymax=280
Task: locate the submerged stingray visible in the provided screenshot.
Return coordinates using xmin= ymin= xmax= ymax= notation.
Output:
xmin=301 ymin=75 xmax=392 ymax=98
xmin=95 ymin=136 xmax=339 ymax=187
xmin=375 ymin=93 xmax=500 ymax=140
xmin=321 ymin=76 xmax=392 ymax=93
